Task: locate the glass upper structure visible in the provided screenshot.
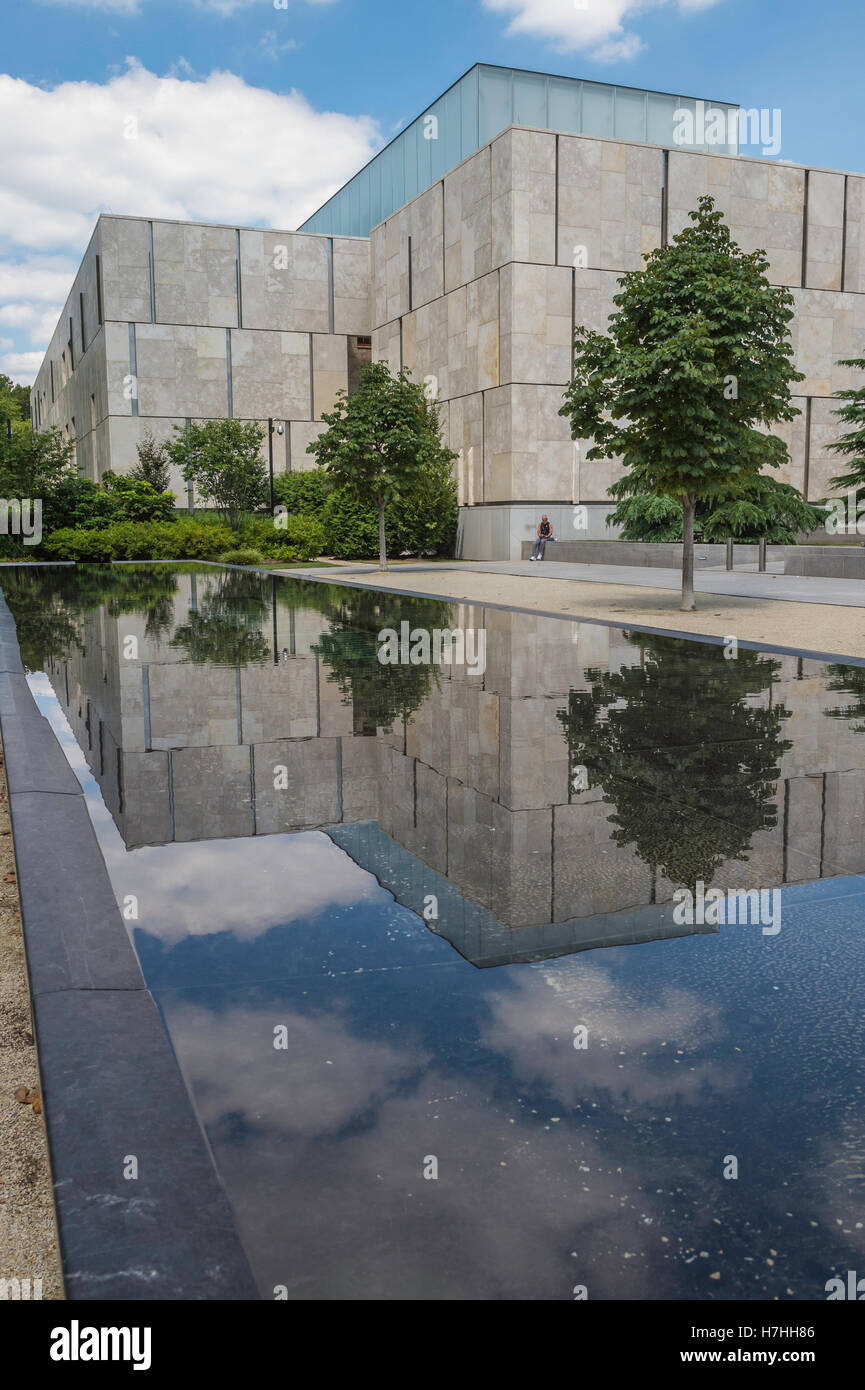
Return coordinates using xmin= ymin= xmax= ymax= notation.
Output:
xmin=299 ymin=63 xmax=739 ymax=238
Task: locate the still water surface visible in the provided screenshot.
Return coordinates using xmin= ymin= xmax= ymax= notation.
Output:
xmin=4 ymin=564 xmax=865 ymax=1300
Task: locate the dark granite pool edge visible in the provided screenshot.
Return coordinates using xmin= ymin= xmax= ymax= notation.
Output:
xmin=0 ymin=583 xmax=259 ymax=1301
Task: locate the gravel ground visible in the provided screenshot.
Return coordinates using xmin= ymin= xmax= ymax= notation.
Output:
xmin=0 ymin=735 xmax=64 ymax=1300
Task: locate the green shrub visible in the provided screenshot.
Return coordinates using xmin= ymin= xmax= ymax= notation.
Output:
xmin=271 ymin=514 xmax=326 ymax=561
xmin=387 ymin=461 xmax=458 ymax=556
xmin=272 ymin=467 xmax=333 ymax=516
xmin=237 ymin=512 xmax=325 ymax=561
xmin=150 ymin=518 xmax=234 ymax=559
xmin=47 ymin=475 xmax=117 ymax=531
xmin=236 ymin=517 xmax=279 ymax=551
xmin=101 ymin=474 xmax=176 ymax=523
xmin=274 ymin=463 xmax=456 ymax=559
xmin=217 ymin=548 xmax=265 ymax=566
xmin=39 ymin=518 xmax=233 ymax=562
xmin=270 ymin=463 xmax=458 ymax=560
xmin=40 ymin=527 xmax=116 ymax=561
xmin=320 ymin=489 xmax=379 ymax=559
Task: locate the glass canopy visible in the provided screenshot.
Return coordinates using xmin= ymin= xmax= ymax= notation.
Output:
xmin=298 ymin=63 xmax=739 ymax=238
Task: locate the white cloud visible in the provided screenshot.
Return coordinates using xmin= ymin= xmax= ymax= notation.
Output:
xmin=0 ymin=60 xmax=380 ymax=382
xmin=482 ymin=0 xmax=722 ymax=61
xmin=0 ymin=350 xmax=44 ymax=382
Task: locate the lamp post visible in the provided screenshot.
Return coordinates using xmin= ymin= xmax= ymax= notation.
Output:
xmin=268 ymin=418 xmax=285 ymax=514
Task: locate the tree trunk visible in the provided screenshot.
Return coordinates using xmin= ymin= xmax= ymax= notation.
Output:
xmin=378 ymin=494 xmax=388 ymax=572
xmin=681 ymin=495 xmax=697 ymax=611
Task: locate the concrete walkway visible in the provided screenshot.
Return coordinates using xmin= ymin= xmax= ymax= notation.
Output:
xmin=293 ymin=558 xmax=865 ymax=608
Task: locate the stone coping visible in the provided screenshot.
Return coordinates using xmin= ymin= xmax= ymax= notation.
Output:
xmin=0 ymin=583 xmax=258 ymax=1301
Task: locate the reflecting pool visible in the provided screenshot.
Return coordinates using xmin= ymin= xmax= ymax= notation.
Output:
xmin=4 ymin=563 xmax=865 ymax=1300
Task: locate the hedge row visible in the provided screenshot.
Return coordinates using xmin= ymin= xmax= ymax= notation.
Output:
xmin=22 ymin=466 xmax=456 ymax=564
xmin=37 ymin=513 xmax=325 ymax=564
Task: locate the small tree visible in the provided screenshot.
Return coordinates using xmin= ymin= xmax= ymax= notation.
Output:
xmin=308 ymin=362 xmax=457 ymax=571
xmin=0 ymin=373 xmax=30 ymax=424
xmin=697 ymin=474 xmax=827 ymax=543
xmin=130 ymin=428 xmax=171 ymax=494
xmin=827 ymin=357 xmax=865 ymax=507
xmin=560 ymin=196 xmax=804 ymax=609
xmin=610 ymin=475 xmax=826 ymax=544
xmin=165 ymin=419 xmax=267 ymax=531
xmin=0 ymin=424 xmax=74 ymax=500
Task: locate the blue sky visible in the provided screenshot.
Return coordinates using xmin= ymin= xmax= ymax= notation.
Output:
xmin=2 ymin=0 xmax=863 ymax=383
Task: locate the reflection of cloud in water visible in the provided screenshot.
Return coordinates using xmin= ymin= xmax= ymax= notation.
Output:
xmin=163 ymin=999 xmax=428 ymax=1138
xmin=124 ymin=832 xmax=381 ymax=945
xmin=481 ymin=958 xmax=734 ymax=1109
xmin=162 ymin=995 xmax=666 ymax=1299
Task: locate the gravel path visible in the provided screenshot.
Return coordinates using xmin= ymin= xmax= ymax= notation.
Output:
xmin=0 ymin=735 xmax=64 ymax=1301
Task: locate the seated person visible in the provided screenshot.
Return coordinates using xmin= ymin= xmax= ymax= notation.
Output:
xmin=530 ymin=515 xmax=554 ymax=560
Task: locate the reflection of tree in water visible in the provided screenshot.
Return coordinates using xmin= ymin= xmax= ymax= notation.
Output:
xmin=824 ymin=665 xmax=865 ymax=734
xmin=557 ymin=634 xmax=792 ymax=889
xmin=170 ymin=569 xmax=271 ymax=667
xmin=1 ymin=565 xmax=180 ymax=670
xmin=310 ymin=586 xmax=456 ymax=734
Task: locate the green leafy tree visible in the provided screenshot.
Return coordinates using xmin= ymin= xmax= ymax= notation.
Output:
xmin=129 ymin=428 xmax=172 ymax=494
xmin=611 ymin=475 xmax=827 ymax=543
xmin=275 ymin=464 xmax=457 ymax=560
xmin=165 ymin=419 xmax=267 ymax=531
xmin=560 ymin=196 xmax=804 ymax=609
xmin=308 ymin=362 xmax=457 ymax=571
xmin=608 ymin=493 xmax=693 ymax=543
xmin=697 ymin=474 xmax=827 ymax=543
xmin=0 ymin=374 xmax=30 ymax=423
xmin=557 ymin=634 xmax=792 ymax=889
xmin=827 ymin=358 xmax=865 ymax=512
xmin=0 ymin=424 xmax=74 ymax=499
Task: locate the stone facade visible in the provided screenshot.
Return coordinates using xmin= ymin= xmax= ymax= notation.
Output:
xmin=370 ymin=127 xmax=865 ymax=557
xmin=30 ymin=216 xmax=371 ymax=498
xmin=31 ymin=125 xmax=865 ymax=558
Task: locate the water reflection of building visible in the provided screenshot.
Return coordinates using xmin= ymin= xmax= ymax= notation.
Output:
xmin=44 ymin=571 xmax=865 ymax=965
